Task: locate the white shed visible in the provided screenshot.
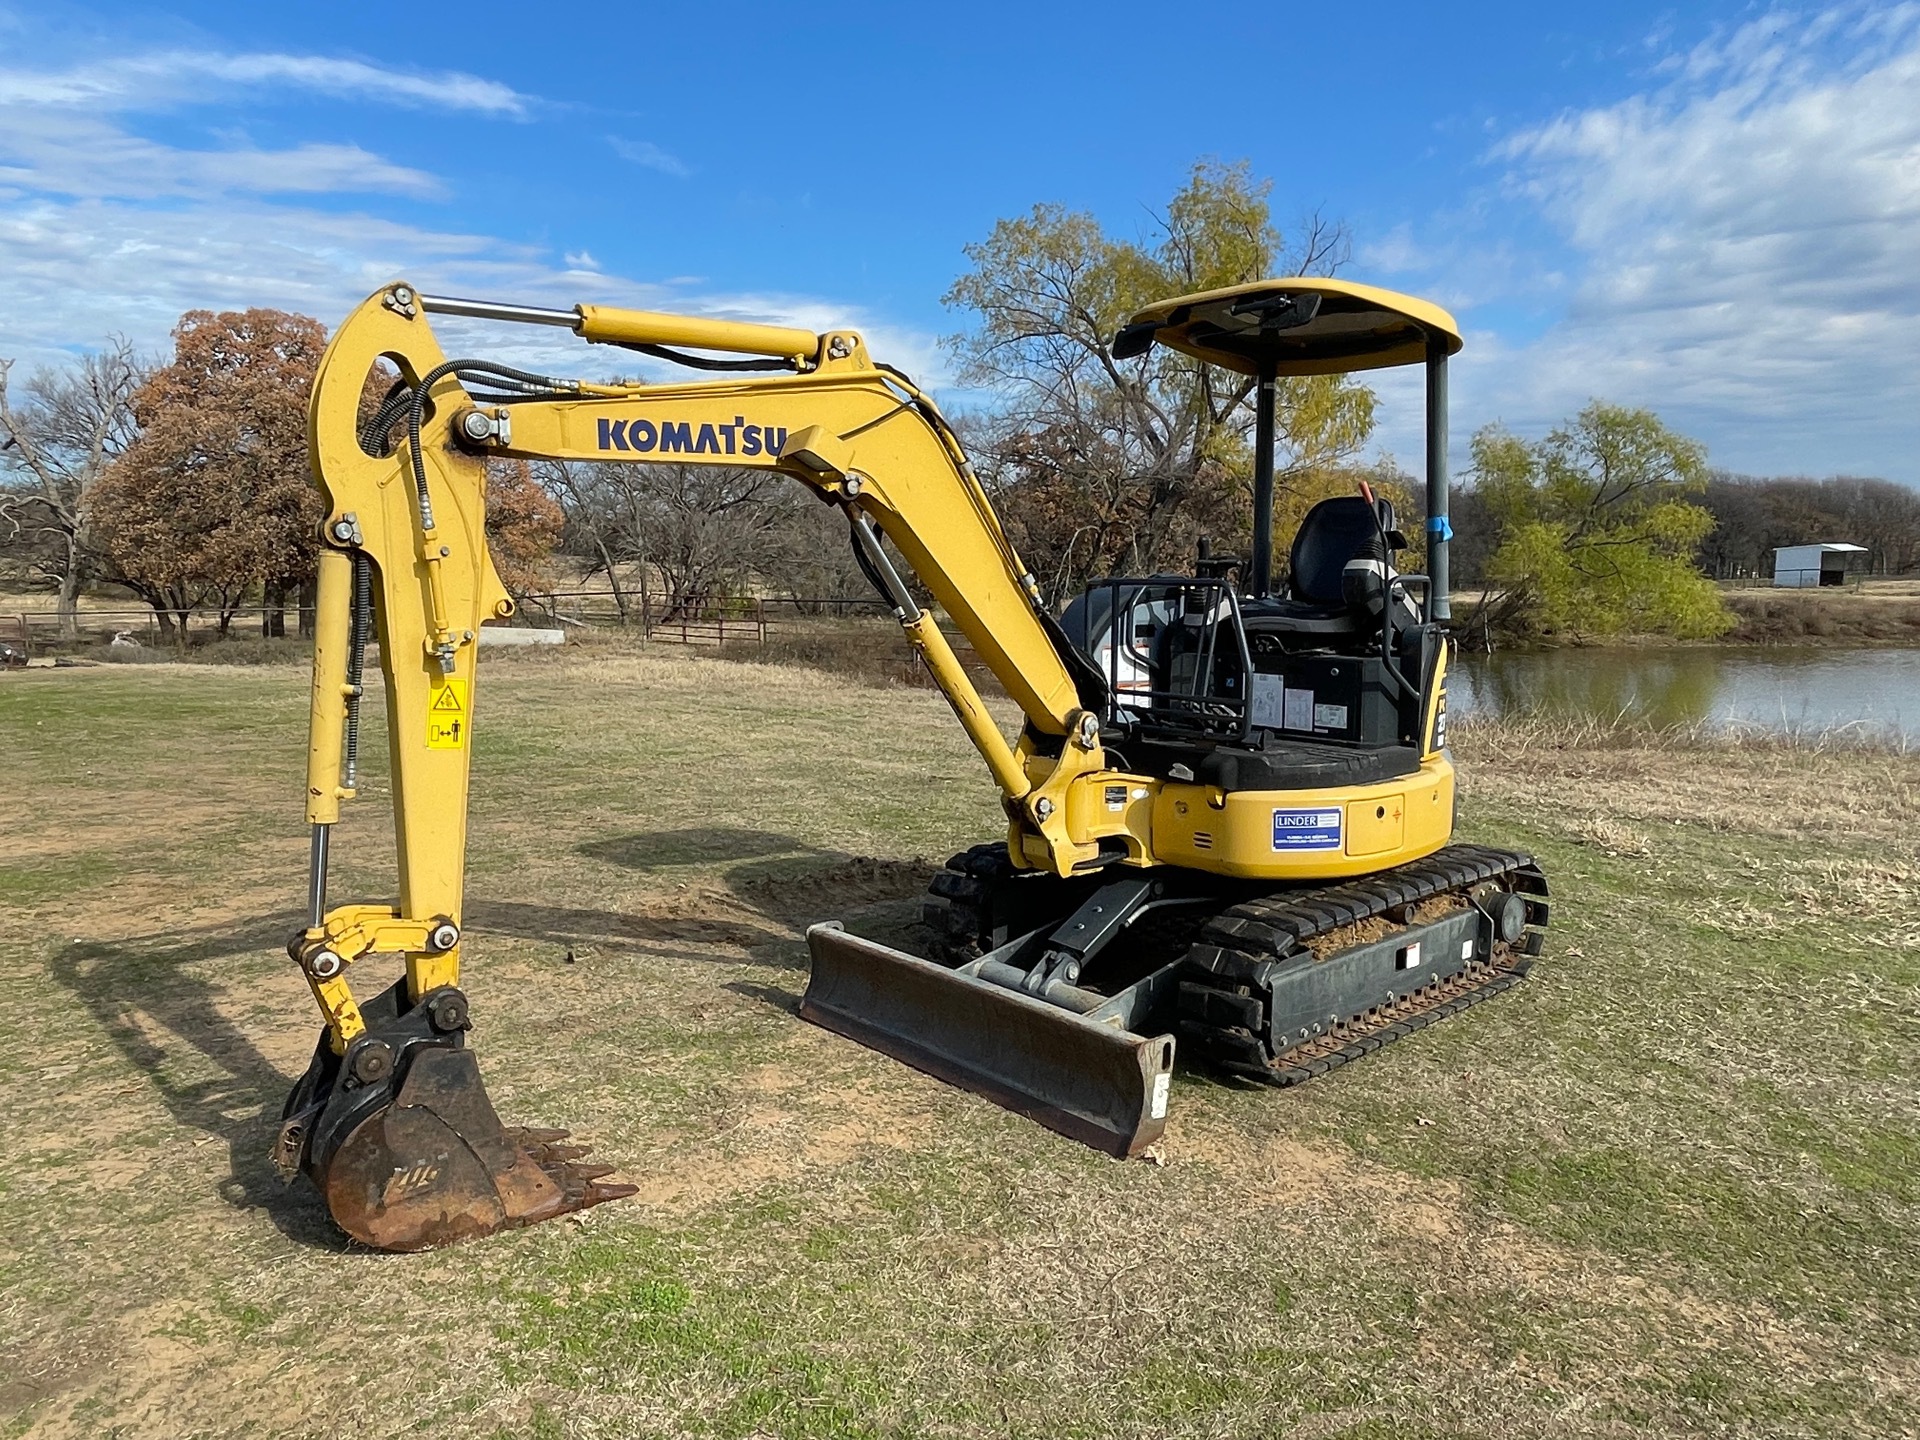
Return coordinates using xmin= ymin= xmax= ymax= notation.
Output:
xmin=1772 ymin=542 xmax=1867 ymax=588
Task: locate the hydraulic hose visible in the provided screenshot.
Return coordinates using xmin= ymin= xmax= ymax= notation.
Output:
xmin=403 ymin=359 xmax=581 ymax=534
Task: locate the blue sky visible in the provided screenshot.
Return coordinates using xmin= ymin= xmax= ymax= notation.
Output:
xmin=2 ymin=2 xmax=1917 ymax=481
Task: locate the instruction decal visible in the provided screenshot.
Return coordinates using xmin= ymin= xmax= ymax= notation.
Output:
xmin=426 ymin=678 xmax=469 ymax=750
xmin=1249 ymin=673 xmax=1284 ymax=729
xmin=1282 ymin=687 xmax=1315 ymax=731
xmin=1272 ymin=806 xmax=1342 ymax=851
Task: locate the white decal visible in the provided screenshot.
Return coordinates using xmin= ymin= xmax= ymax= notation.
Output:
xmin=1250 ymin=673 xmax=1285 ymax=728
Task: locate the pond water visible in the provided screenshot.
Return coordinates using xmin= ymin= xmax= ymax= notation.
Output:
xmin=1449 ymin=646 xmax=1920 ymax=742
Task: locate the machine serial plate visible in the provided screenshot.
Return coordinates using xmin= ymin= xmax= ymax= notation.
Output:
xmin=1272 ymin=807 xmax=1342 ymax=851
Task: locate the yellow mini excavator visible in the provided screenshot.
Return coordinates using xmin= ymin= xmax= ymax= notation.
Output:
xmin=280 ymin=278 xmax=1548 ymax=1249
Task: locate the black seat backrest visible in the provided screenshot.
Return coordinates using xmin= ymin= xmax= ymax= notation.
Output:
xmin=1288 ymin=496 xmax=1388 ymax=605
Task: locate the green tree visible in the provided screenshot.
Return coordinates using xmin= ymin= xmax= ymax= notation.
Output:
xmin=1468 ymin=402 xmax=1731 ymax=641
xmin=944 ymin=160 xmax=1373 ymax=605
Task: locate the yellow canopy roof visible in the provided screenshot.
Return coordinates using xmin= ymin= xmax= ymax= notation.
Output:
xmin=1113 ymin=277 xmax=1461 ymax=377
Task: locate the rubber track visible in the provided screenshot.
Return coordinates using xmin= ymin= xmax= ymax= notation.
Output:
xmin=1178 ymin=844 xmax=1550 ymax=1086
xmin=920 ymin=841 xmax=1011 ymax=962
xmin=922 ymin=841 xmax=1550 ymax=1087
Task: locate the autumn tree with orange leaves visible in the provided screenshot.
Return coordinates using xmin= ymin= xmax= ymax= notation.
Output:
xmin=485 ymin=459 xmax=566 ymax=600
xmin=93 ymin=308 xmax=326 ymax=638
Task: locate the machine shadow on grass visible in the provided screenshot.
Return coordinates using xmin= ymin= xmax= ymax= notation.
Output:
xmin=575 ymin=826 xmax=946 ymax=1018
xmin=48 ymin=923 xmax=348 ymax=1250
xmin=45 ymin=829 xmax=940 ymax=1247
xmin=576 ymin=824 xmax=937 ymax=943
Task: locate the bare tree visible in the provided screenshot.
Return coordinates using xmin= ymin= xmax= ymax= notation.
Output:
xmin=945 ymin=160 xmax=1368 ymax=605
xmin=754 ymin=485 xmax=873 ymax=607
xmin=541 ymin=457 xmax=649 ymax=623
xmin=0 ymin=341 xmax=144 ymax=637
xmin=539 ymin=460 xmax=795 ymax=620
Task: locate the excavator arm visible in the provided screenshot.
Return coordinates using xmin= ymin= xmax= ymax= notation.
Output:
xmin=280 ymin=282 xmax=1160 ymax=1248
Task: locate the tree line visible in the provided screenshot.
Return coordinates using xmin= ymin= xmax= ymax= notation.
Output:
xmin=0 ymin=309 xmax=564 ymax=640
xmin=3 ymin=161 xmax=1915 ymax=646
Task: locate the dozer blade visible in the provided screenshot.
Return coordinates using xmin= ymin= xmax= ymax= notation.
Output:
xmin=277 ymin=980 xmax=637 ymax=1251
xmin=800 ymin=924 xmax=1174 ymax=1158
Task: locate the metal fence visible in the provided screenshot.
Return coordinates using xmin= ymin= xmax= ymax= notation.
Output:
xmin=6 ymin=604 xmax=309 ymax=652
xmin=3 ymin=592 xmax=1006 ymax=698
xmin=516 ymin=590 xmax=890 ymax=646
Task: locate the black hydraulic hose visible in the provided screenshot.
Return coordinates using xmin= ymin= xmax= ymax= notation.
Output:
xmin=360 ymin=382 xmax=413 ymax=457
xmin=620 ymin=342 xmax=800 ymax=373
xmin=403 ymin=359 xmax=578 ymax=532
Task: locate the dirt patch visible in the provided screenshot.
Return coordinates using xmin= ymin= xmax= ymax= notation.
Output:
xmin=621 ymin=1055 xmax=940 ymax=1215
xmin=726 ymin=854 xmax=934 ymax=927
xmin=19 ymin=1299 xmax=323 ymax=1440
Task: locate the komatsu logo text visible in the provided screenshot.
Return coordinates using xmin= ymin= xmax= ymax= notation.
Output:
xmin=596 ymin=417 xmax=789 ymax=457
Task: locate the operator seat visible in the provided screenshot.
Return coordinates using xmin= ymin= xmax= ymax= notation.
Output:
xmin=1241 ymin=495 xmax=1395 ymax=638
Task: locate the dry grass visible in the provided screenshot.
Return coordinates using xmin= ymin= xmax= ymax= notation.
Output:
xmin=1724 ymin=585 xmax=1920 ymax=646
xmin=3 ymin=652 xmax=1919 ymax=1438
xmin=1453 ymin=711 xmax=1919 ymax=843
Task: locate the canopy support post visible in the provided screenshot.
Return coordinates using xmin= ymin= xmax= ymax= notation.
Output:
xmin=1424 ymin=340 xmax=1451 ymax=622
xmin=1251 ymin=362 xmax=1277 ymax=598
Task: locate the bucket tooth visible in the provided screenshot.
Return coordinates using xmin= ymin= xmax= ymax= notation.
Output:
xmin=800 ymin=924 xmax=1174 ymax=1158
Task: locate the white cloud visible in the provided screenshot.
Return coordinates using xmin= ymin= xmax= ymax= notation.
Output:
xmin=1373 ymin=5 xmax=1920 ymax=482
xmin=0 ymin=36 xmax=944 ymax=396
xmin=0 ymin=44 xmax=525 ymax=204
xmin=0 ymin=194 xmax=947 ymax=391
xmin=608 ymin=136 xmax=690 ymax=178
xmin=0 ymin=49 xmax=529 ymax=115
xmin=0 ymin=112 xmax=441 ymax=199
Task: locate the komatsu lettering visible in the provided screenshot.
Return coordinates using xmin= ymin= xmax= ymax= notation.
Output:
xmin=597 ymin=414 xmax=787 ymax=457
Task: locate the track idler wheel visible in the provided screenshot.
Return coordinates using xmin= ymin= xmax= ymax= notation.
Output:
xmin=276 ymin=980 xmax=636 ymax=1251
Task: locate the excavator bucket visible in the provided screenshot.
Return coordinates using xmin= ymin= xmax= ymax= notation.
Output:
xmin=275 ymin=980 xmax=636 ymax=1251
xmin=800 ymin=924 xmax=1175 ymax=1157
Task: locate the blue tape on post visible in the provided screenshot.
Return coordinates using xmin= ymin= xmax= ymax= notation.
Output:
xmin=1426 ymin=516 xmax=1454 ymax=541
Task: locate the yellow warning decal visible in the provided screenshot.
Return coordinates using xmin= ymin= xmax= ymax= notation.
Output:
xmin=426 ymin=677 xmax=469 ymax=749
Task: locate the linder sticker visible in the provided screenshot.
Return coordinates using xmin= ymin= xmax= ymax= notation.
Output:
xmin=1272 ymin=806 xmax=1342 ymax=851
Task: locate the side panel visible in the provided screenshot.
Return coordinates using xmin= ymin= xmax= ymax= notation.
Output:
xmin=1150 ymin=759 xmax=1455 ymax=880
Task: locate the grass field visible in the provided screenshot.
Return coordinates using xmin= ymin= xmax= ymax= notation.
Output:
xmin=2 ymin=648 xmax=1918 ymax=1439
